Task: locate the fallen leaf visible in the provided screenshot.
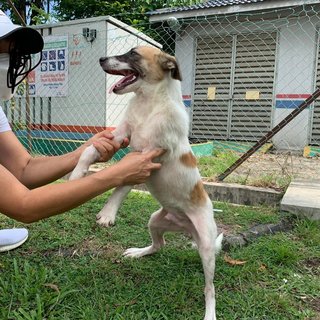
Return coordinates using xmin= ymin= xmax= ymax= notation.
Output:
xmin=44 ymin=283 xmax=60 ymax=292
xmin=112 ymin=258 xmax=122 ymax=264
xmin=224 ymin=254 xmax=247 ymax=266
xmin=258 ymin=264 xmax=267 ymax=271
xmin=114 ymin=299 xmax=137 ymax=307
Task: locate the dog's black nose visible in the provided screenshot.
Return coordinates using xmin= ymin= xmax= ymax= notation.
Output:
xmin=99 ymin=57 xmax=107 ymax=65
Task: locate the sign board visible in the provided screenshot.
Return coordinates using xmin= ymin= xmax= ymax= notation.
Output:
xmin=29 ymin=35 xmax=68 ymax=97
xmin=207 ymin=86 xmax=216 ymax=100
xmin=245 ymin=90 xmax=260 ymax=100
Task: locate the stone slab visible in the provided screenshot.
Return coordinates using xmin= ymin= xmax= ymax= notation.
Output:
xmin=131 ymin=180 xmax=282 ymax=207
xmin=281 ymin=179 xmax=320 ymax=220
xmin=204 ymin=181 xmax=282 ymax=207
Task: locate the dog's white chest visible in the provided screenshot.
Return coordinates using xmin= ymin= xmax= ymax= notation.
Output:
xmin=130 ymin=126 xmax=151 ymax=151
xmin=128 ymin=112 xmax=161 ymax=151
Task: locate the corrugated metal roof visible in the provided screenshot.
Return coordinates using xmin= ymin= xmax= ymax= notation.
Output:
xmin=149 ymin=0 xmax=271 ymax=16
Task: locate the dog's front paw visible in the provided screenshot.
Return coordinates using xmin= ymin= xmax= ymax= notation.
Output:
xmin=69 ymin=168 xmax=87 ymax=180
xmin=123 ymin=246 xmax=156 ymax=258
xmin=96 ymin=212 xmax=116 ymax=227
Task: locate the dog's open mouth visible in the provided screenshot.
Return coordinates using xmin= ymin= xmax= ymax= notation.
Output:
xmin=108 ymin=69 xmax=139 ymax=93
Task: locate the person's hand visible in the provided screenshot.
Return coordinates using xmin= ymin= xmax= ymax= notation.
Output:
xmin=114 ymin=149 xmax=166 ymax=185
xmin=88 ymin=130 xmax=129 ymax=148
xmin=78 ymin=130 xmax=130 ymax=162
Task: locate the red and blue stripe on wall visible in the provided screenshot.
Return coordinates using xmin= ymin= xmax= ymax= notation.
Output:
xmin=275 ymin=94 xmax=311 ymax=109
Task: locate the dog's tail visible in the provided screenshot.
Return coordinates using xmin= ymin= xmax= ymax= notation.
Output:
xmin=215 ymin=233 xmax=224 ymax=255
xmin=190 ymin=233 xmax=224 ymax=253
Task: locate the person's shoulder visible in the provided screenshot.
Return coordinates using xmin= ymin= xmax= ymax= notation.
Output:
xmin=0 ymin=105 xmax=12 ymax=133
xmin=0 ymin=105 xmax=7 ymax=118
xmin=0 ymin=105 xmax=6 ymax=116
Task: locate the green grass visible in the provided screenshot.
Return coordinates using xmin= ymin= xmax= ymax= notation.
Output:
xmin=214 ymin=202 xmax=281 ymax=230
xmin=0 ymin=191 xmax=319 ymax=320
xmin=198 ymin=151 xmax=239 ymax=178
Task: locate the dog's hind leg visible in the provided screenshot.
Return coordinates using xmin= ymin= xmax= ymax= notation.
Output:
xmin=69 ymin=145 xmax=100 ymax=180
xmin=186 ymin=206 xmax=221 ymax=320
xmin=123 ymin=208 xmax=167 ymax=258
xmin=96 ymin=185 xmax=132 ymax=226
xmin=123 ymin=208 xmax=186 ymax=258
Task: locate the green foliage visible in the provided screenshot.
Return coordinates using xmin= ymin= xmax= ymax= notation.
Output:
xmin=0 ymin=0 xmax=48 ymax=25
xmin=53 ymin=0 xmax=201 ymax=23
xmin=1 ymin=0 xmax=201 ymax=27
xmin=30 ymin=3 xmax=56 ymax=24
xmin=52 ymin=0 xmax=191 ymax=51
xmin=1 ymin=0 xmax=199 ymax=50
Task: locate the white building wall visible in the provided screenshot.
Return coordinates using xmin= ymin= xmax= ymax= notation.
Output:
xmin=175 ymin=33 xmax=195 ymax=122
xmin=273 ymin=16 xmax=318 ymax=151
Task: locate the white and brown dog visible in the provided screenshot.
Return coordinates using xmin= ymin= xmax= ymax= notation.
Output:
xmin=70 ymin=46 xmax=223 ymax=320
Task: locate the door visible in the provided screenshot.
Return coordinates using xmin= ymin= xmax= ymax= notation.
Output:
xmin=192 ymin=32 xmax=277 ymax=142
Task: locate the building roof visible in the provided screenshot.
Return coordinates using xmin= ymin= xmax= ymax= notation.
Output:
xmin=150 ymin=0 xmax=266 ymax=16
xmin=148 ymin=0 xmax=320 ymax=21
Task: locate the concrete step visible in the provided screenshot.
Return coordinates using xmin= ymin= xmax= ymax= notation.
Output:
xmin=281 ymin=179 xmax=320 ymax=220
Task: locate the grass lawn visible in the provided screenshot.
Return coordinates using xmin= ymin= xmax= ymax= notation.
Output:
xmin=0 ymin=190 xmax=319 ymax=320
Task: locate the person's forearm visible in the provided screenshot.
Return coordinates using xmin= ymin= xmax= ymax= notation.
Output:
xmin=1 ymin=148 xmax=163 ymax=223
xmin=0 ymin=131 xmax=85 ymax=188
xmin=10 ymin=166 xmax=123 ymax=223
xmin=0 ymin=130 xmax=122 ymax=189
xmin=20 ymin=149 xmax=82 ymax=188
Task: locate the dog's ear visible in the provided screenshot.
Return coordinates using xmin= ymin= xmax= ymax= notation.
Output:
xmin=158 ymin=52 xmax=182 ymax=81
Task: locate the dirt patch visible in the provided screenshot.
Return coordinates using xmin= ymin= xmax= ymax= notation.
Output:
xmin=230 ymin=152 xmax=320 ymax=183
xmin=302 ymin=257 xmax=320 ymax=276
xmin=23 ymin=237 xmax=125 ymax=258
xmin=307 ymin=297 xmax=320 ymax=313
xmin=218 ymin=223 xmax=242 ymax=236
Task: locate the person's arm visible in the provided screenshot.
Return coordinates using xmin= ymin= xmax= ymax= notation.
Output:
xmin=0 ymin=149 xmax=163 ymax=223
xmin=0 ymin=130 xmax=125 ymax=189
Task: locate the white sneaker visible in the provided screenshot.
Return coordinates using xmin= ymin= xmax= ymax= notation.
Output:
xmin=0 ymin=228 xmax=29 ymax=252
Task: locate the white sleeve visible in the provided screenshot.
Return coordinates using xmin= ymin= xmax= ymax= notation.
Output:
xmin=0 ymin=106 xmax=11 ymax=133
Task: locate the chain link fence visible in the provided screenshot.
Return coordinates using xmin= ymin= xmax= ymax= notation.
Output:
xmin=2 ymin=3 xmax=320 ymax=182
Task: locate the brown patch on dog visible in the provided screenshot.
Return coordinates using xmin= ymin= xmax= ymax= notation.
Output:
xmin=180 ymin=152 xmax=197 ymax=167
xmin=136 ymin=46 xmax=162 ymax=57
xmin=190 ymin=181 xmax=207 ymax=205
xmin=135 ymin=46 xmax=164 ymax=81
xmin=135 ymin=46 xmax=181 ymax=81
xmin=158 ymin=52 xmax=182 ymax=81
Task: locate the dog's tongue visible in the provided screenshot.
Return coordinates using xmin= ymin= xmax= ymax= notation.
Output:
xmin=108 ymin=82 xmax=118 ymax=94
xmin=108 ymin=74 xmax=135 ymax=93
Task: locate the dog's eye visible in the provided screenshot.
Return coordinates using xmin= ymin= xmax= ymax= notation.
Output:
xmin=130 ymin=50 xmax=138 ymax=56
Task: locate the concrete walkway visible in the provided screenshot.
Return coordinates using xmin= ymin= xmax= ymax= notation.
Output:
xmin=281 ymin=179 xmax=320 ymax=220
